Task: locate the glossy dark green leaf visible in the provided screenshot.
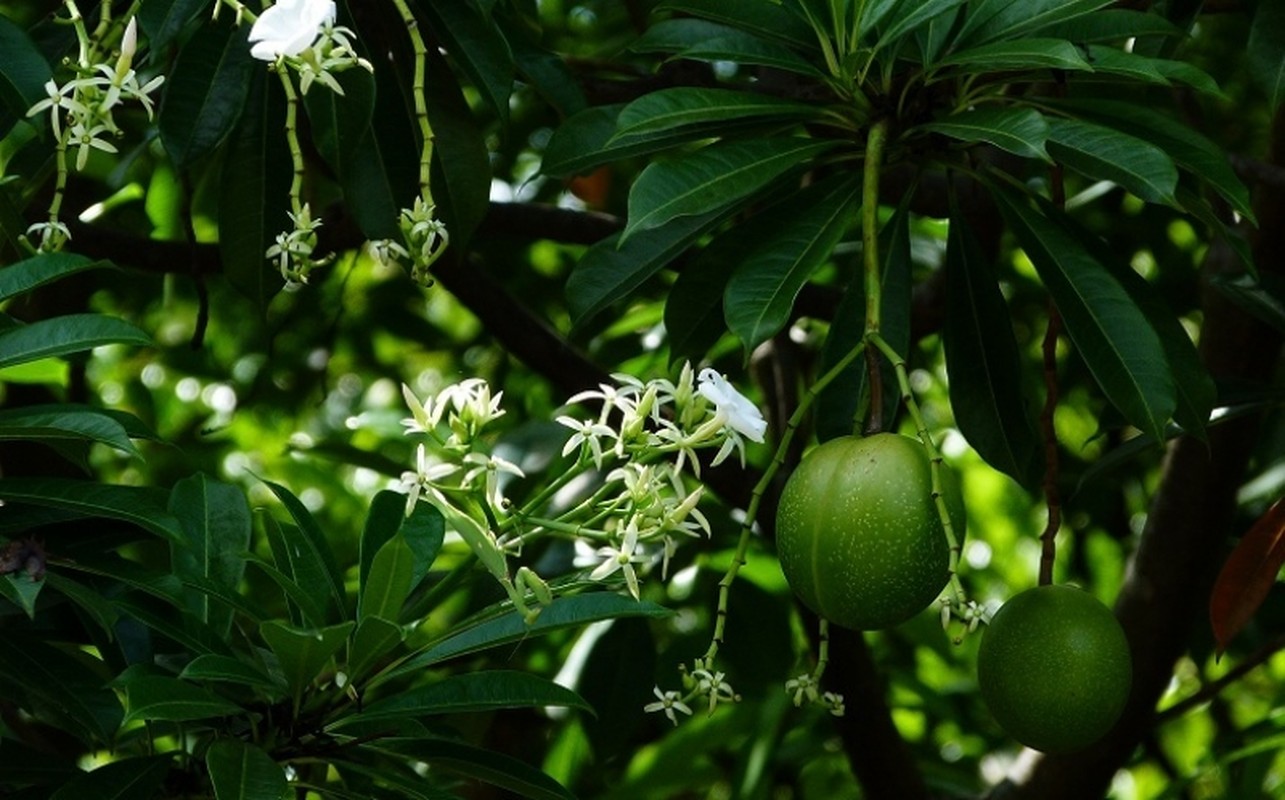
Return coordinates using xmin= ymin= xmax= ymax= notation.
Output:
xmin=0 ymin=405 xmax=138 ymax=454
xmin=542 ymin=104 xmax=733 ymax=178
xmin=956 ymin=0 xmax=1110 ymax=47
xmin=1046 ymin=117 xmax=1178 ymax=204
xmin=613 ymin=88 xmax=821 ymax=140
xmin=502 ymin=15 xmax=587 ymax=117
xmin=567 ymin=205 xmax=733 ymax=328
xmin=114 ymin=594 xmax=234 ymax=656
xmin=181 ymin=573 xmax=269 ymax=625
xmin=1 ymin=573 xmax=43 ymax=617
xmin=936 ymin=38 xmax=1094 ymax=73
xmin=623 ymin=138 xmax=833 ymax=242
xmin=168 ymin=473 xmax=251 ymax=635
xmin=260 ymin=620 xmax=354 ymax=699
xmin=159 ymin=21 xmax=254 ymax=169
xmin=664 ymin=235 xmax=740 ymax=362
xmin=724 ymin=175 xmax=861 ymax=352
xmin=46 ymin=572 xmax=120 ymax=637
xmin=218 ymin=72 xmax=288 ymax=307
xmin=423 ymin=42 xmax=492 ymax=250
xmin=1212 ymin=272 xmax=1285 ymax=335
xmin=383 ymin=594 xmax=670 ymax=680
xmin=207 ymin=740 xmax=287 ymax=800
xmin=875 ymin=0 xmax=967 ymax=53
xmin=347 ymin=615 xmax=404 ymax=682
xmin=62 ymin=553 xmax=185 ymax=605
xmin=992 ymin=185 xmax=1175 ymax=442
xmin=331 ymin=759 xmax=454 ymax=800
xmin=1038 ymin=9 xmax=1182 ymax=43
xmin=631 ymin=19 xmax=821 ymax=76
xmin=359 ymin=533 xmax=415 ymax=623
xmin=0 ymin=314 xmax=151 ymax=370
xmin=139 ymin=0 xmax=213 ymax=52
xmin=0 ymin=478 xmax=183 ymax=542
xmin=303 ymin=67 xmax=376 ymax=180
xmin=1249 ymin=0 xmax=1285 ymax=110
xmin=245 ymin=550 xmax=328 ymax=628
xmin=918 ymin=106 xmax=1051 ymax=161
xmin=1048 ymin=98 xmax=1254 ymax=224
xmin=366 ymin=738 xmax=576 ymax=800
xmin=655 ymin=0 xmax=817 ymax=50
xmin=421 ymin=1 xmax=513 ymax=127
xmin=48 ymin=756 xmax=171 ymax=800
xmin=0 ymin=634 xmax=123 ymax=744
xmin=359 ymin=491 xmax=444 ymax=598
xmin=0 ymin=16 xmax=52 ymax=132
xmin=121 ymin=675 xmax=244 ymax=723
xmin=944 ymin=200 xmax=1041 ymax=487
xmin=356 ymin=671 xmax=591 ymax=724
xmin=180 ymin=654 xmax=281 ymax=691
xmin=262 ymin=479 xmax=347 ymax=622
xmin=0 ymin=252 xmax=112 ymax=302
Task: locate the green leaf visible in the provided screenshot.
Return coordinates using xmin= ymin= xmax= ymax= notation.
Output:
xmin=168 ymin=474 xmax=251 ymax=635
xmin=46 ymin=572 xmax=120 ymax=637
xmin=121 ymin=675 xmax=244 ymax=723
xmin=542 ymin=103 xmax=739 ymax=178
xmin=0 ymin=252 xmax=111 ymax=302
xmin=1249 ymin=0 xmax=1285 ymax=110
xmin=917 ymin=106 xmax=1052 ymax=161
xmin=0 ymin=478 xmax=184 ymax=542
xmin=935 ymin=38 xmax=1094 ymax=74
xmin=366 ymin=738 xmax=576 ymax=800
xmin=245 ymin=550 xmax=328 ymax=628
xmin=360 ymin=492 xmax=444 ymax=597
xmin=874 ymin=0 xmax=967 ymax=54
xmin=424 ymin=42 xmax=492 ymax=249
xmin=622 ymin=138 xmax=833 ymax=242
xmin=613 ymin=88 xmax=821 ymax=140
xmin=139 ymin=0 xmax=213 ymax=52
xmin=304 ymin=68 xmax=375 ymax=179
xmin=354 ymin=671 xmax=592 ymax=725
xmin=0 ymin=405 xmax=138 ymax=455
xmin=180 ymin=654 xmax=281 ymax=691
xmin=992 ymin=185 xmax=1175 ymax=441
xmin=219 ymin=72 xmax=288 ymax=307
xmin=421 ymin=1 xmax=513 ymax=127
xmin=346 ymin=615 xmax=404 ymax=682
xmin=159 ymin=22 xmax=255 ymax=169
xmin=567 ymin=205 xmax=732 ymax=328
xmin=1047 ymin=98 xmax=1255 ymax=224
xmin=655 ymin=0 xmax=818 ymax=50
xmin=1212 ymin=272 xmax=1285 ymax=335
xmin=382 ymin=594 xmax=670 ymax=681
xmin=262 ymin=479 xmax=347 ymax=622
xmin=1038 ymin=9 xmax=1182 ymax=43
xmin=1045 ymin=117 xmax=1178 ymax=204
xmin=0 ymin=16 xmax=52 ymax=132
xmin=631 ymin=20 xmax=822 ymax=76
xmin=1 ymin=572 xmax=44 ymax=618
xmin=259 ymin=620 xmax=354 ymax=699
xmin=0 ymin=314 xmax=151 ymax=370
xmin=944 ymin=199 xmax=1041 ymax=487
xmin=114 ymin=594 xmax=234 ymax=656
xmin=0 ymin=634 xmax=123 ymax=744
xmin=207 ymin=740 xmax=288 ymax=800
xmin=664 ymin=235 xmax=742 ymax=362
xmin=956 ymin=0 xmax=1111 ymax=47
xmin=724 ymin=175 xmax=862 ymax=352
xmin=48 ymin=756 xmax=171 ymax=800
xmin=359 ymin=533 xmax=415 ymax=623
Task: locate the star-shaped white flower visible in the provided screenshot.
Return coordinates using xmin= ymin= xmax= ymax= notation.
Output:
xmin=557 ymin=416 xmax=617 ymax=469
xmin=589 ymin=522 xmax=647 ymax=600
xmin=643 ymin=686 xmax=692 ymax=725
xmin=697 ymin=368 xmax=767 ymax=443
xmin=462 ymin=452 xmax=525 ymax=511
xmin=248 ymin=0 xmax=336 ymax=61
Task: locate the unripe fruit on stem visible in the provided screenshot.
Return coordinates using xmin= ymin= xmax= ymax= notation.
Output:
xmin=775 ymin=433 xmax=965 ymax=631
xmin=977 ymin=585 xmax=1132 ymax=754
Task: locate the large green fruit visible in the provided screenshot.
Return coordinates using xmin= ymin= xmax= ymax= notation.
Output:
xmin=977 ymin=585 xmax=1132 ymax=753
xmin=775 ymin=433 xmax=965 ymax=630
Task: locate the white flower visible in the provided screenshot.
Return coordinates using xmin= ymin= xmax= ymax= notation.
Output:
xmin=785 ymin=673 xmax=819 ymax=707
xmin=248 ymin=0 xmax=336 ymax=61
xmin=462 ymin=452 xmax=525 ymax=511
xmin=588 ymin=522 xmax=647 ymax=600
xmin=399 ymin=443 xmax=459 ymax=512
xmin=643 ymin=687 xmax=692 ymax=726
xmin=557 ymin=416 xmax=617 ymax=469
xmin=690 ymin=668 xmax=738 ymax=714
xmin=697 ymin=369 xmax=767 ymax=443
xmin=822 ymin=691 xmax=845 ymax=717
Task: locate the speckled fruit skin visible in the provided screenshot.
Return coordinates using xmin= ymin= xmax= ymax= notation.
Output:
xmin=977 ymin=585 xmax=1132 ymax=754
xmin=775 ymin=433 xmax=965 ymax=631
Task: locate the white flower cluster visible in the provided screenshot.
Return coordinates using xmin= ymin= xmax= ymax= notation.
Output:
xmin=370 ymin=198 xmax=451 ymax=287
xmin=245 ymin=0 xmax=372 ymax=94
xmin=644 ymin=663 xmax=742 ymax=726
xmin=266 ymin=203 xmax=332 ymax=285
xmin=785 ymin=673 xmax=845 ymax=716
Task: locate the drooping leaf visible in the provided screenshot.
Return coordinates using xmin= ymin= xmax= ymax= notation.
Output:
xmin=992 ymin=185 xmax=1175 ymax=442
xmin=723 ymin=174 xmax=862 ymax=353
xmin=47 ymin=756 xmax=171 ymax=800
xmin=180 ymin=654 xmax=282 ymax=691
xmin=420 ymin=1 xmax=513 ymax=127
xmin=655 ymin=0 xmax=818 ymax=50
xmin=138 ymin=0 xmax=213 ymax=52
xmin=937 ymin=38 xmax=1095 ymax=74
xmin=0 ymin=634 xmax=123 ymax=744
xmin=168 ymin=473 xmax=251 ymax=635
xmin=346 ymin=615 xmax=404 ymax=682
xmin=261 ymin=479 xmax=347 ymax=622
xmin=0 ymin=314 xmax=151 ymax=370
xmin=955 ymin=0 xmax=1111 ymax=47
xmin=114 ymin=593 xmax=234 ymax=656
xmin=207 ymin=740 xmax=288 ymax=800
xmin=622 ymin=138 xmax=833 ymax=243
xmin=424 ymin=41 xmax=492 ymax=249
xmin=0 ymin=478 xmax=184 ymax=542
xmin=46 ymin=572 xmax=120 ymax=637
xmin=158 ymin=21 xmax=255 ymax=169
xmin=1038 ymin=9 xmax=1183 ymax=43
xmin=1210 ymin=499 xmax=1285 ymax=655
xmin=365 ymin=738 xmax=577 ymax=800
xmin=0 ymin=252 xmax=111 ymax=302
xmin=664 ymin=238 xmax=736 ymax=363
xmin=1211 ymin=272 xmax=1285 ymax=335
xmin=874 ymin=0 xmax=968 ymax=54
xmin=245 ymin=549 xmax=328 ymax=628
xmin=355 ymin=671 xmax=592 ymax=724
xmin=1078 ymin=47 xmax=1223 ymax=97
xmin=303 ymin=67 xmax=376 ymax=180
xmin=121 ymin=674 xmax=244 ymax=723
xmin=0 ymin=405 xmax=138 ymax=455
xmin=0 ymin=16 xmax=52 ymax=134
xmin=1045 ymin=117 xmax=1179 ymax=204
xmin=0 ymin=573 xmax=43 ymax=618
xmin=259 ymin=620 xmax=354 ymax=699
xmin=944 ymin=199 xmax=1042 ymax=488
xmin=612 ymin=88 xmax=821 ymax=140
xmin=917 ymin=106 xmax=1052 ymax=161
xmin=1248 ymin=0 xmax=1285 ymax=110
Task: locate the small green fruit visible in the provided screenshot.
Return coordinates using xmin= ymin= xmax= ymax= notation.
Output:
xmin=775 ymin=433 xmax=965 ymax=631
xmin=977 ymin=585 xmax=1132 ymax=753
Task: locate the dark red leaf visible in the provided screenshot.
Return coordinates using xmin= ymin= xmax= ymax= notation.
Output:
xmin=1210 ymin=498 xmax=1285 ymax=656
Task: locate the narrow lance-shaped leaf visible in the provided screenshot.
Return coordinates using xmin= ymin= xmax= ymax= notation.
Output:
xmin=121 ymin=675 xmax=244 ymax=723
xmin=262 ymin=479 xmax=347 ymax=622
xmin=207 ymin=740 xmax=288 ymax=800
xmin=654 ymin=0 xmax=818 ymax=50
xmin=0 ymin=635 xmax=123 ymax=744
xmin=0 ymin=16 xmax=52 ymax=130
xmin=48 ymin=757 xmax=171 ymax=800
xmin=346 ymin=615 xmax=404 ymax=683
xmin=934 ymin=38 xmax=1094 ymax=74
xmin=354 ymin=670 xmax=593 ymax=724
xmin=622 ymin=138 xmax=835 ymax=243
xmin=1210 ymin=498 xmax=1285 ymax=656
xmin=260 ymin=620 xmax=355 ymax=701
xmin=1248 ymin=0 xmax=1285 ymax=111
xmin=420 ymin=1 xmax=513 ymax=127
xmin=917 ymin=106 xmax=1052 ymax=162
xmin=365 ymin=738 xmax=576 ymax=800
xmin=168 ymin=473 xmax=251 ymax=634
xmin=0 ymin=314 xmax=151 ymax=370
xmin=0 ymin=406 xmax=138 ymax=455
xmin=992 ymin=184 xmax=1175 ymax=442
xmin=0 ymin=253 xmax=111 ymax=302
xmin=612 ymin=88 xmax=823 ymax=140
xmin=359 ymin=533 xmax=415 ymax=623
xmin=1045 ymin=117 xmax=1178 ymax=204
xmin=159 ymin=22 xmax=255 ymax=170
xmin=944 ymin=199 xmax=1042 ymax=488
xmin=0 ymin=477 xmax=184 ymax=542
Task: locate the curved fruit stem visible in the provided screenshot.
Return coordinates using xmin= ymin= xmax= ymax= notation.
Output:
xmin=699 ymin=339 xmax=869 ymax=667
xmin=391 ymin=0 xmax=437 ymax=204
xmin=868 ymin=332 xmax=967 ymax=610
